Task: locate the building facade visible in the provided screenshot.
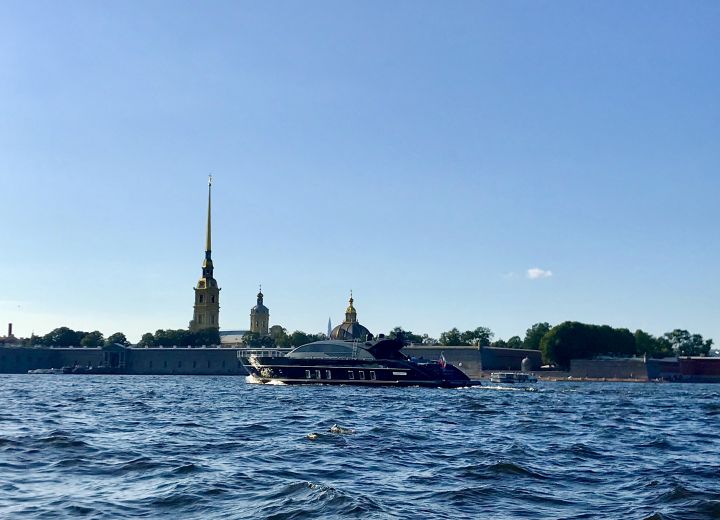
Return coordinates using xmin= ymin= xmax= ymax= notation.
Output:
xmin=189 ymin=176 xmax=220 ymax=331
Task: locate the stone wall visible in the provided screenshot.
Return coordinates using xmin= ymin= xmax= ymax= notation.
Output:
xmin=0 ymin=345 xmax=250 ymax=376
xmin=403 ymin=346 xmax=483 ymax=378
xmin=402 ymin=346 xmax=542 ymax=378
xmin=127 ymin=347 xmax=246 ymax=375
xmin=570 ymin=358 xmax=649 ymax=380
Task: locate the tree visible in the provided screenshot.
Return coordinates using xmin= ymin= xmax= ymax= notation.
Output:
xmin=461 ymin=327 xmax=494 ymax=347
xmin=523 ymin=322 xmax=551 ymax=351
xmin=439 ymin=328 xmax=466 ymax=346
xmin=146 ymin=328 xmax=220 ymax=347
xmin=242 ymin=331 xmax=275 ymax=348
xmin=287 ymin=330 xmax=325 ymax=347
xmin=270 ymin=326 xmax=291 ymax=347
xmin=80 ymin=330 xmax=104 ymax=347
xmin=388 ymin=327 xmax=423 ymax=345
xmin=41 ymin=327 xmax=84 ymax=347
xmin=634 ymin=330 xmax=673 ymax=358
xmin=138 ymin=333 xmax=155 ymax=346
xmin=663 ymin=329 xmax=712 ymax=357
xmin=192 ymin=328 xmax=220 ymax=346
xmin=540 ymin=321 xmax=636 ymax=370
xmin=421 ymin=334 xmax=438 ymax=345
xmin=506 ymin=336 xmax=523 ymax=349
xmin=105 ymin=332 xmax=130 ymax=346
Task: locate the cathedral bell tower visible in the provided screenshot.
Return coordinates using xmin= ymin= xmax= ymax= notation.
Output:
xmin=189 ymin=176 xmax=220 ymax=331
xmin=250 ymin=285 xmax=270 ymax=335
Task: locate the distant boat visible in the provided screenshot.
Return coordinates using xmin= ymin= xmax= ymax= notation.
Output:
xmin=240 ymin=337 xmax=481 ymax=388
xmin=27 ymin=368 xmax=64 ymax=374
xmin=489 ymin=371 xmax=538 ymax=384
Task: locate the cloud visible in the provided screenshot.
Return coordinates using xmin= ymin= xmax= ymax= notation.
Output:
xmin=527 ymin=268 xmax=553 ymax=280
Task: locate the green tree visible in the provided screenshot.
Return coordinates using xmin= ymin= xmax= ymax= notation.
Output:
xmin=270 ymin=326 xmax=290 ymax=347
xmin=634 ymin=329 xmax=673 ymax=358
xmin=105 ymin=332 xmax=130 ymax=346
xmin=439 ymin=327 xmax=466 ymax=346
xmin=287 ymin=330 xmax=325 ymax=347
xmin=663 ymin=329 xmax=713 ymax=357
xmin=192 ymin=328 xmax=220 ymax=346
xmin=460 ymin=327 xmax=494 ymax=347
xmin=523 ymin=322 xmax=551 ymax=350
xmin=388 ymin=327 xmax=423 ymax=344
xmin=506 ymin=336 xmax=523 ymax=349
xmin=242 ymin=331 xmax=275 ymax=348
xmin=540 ymin=321 xmax=636 ymax=370
xmin=42 ymin=327 xmax=84 ymax=347
xmin=80 ymin=330 xmax=104 ymax=347
xmin=138 ymin=332 xmax=155 ymax=346
xmin=421 ymin=334 xmax=438 ymax=345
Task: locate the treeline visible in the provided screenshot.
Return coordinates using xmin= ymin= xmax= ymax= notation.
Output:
xmin=390 ymin=322 xmax=714 ymax=370
xmin=388 ymin=322 xmax=550 ymax=350
xmin=540 ymin=324 xmax=713 ymax=369
xmin=243 ymin=328 xmax=325 ymax=348
xmin=138 ymin=328 xmax=220 ymax=347
xmin=28 ymin=327 xmax=130 ymax=347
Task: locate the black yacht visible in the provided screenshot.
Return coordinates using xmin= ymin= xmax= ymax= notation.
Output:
xmin=239 ymin=337 xmax=480 ymax=388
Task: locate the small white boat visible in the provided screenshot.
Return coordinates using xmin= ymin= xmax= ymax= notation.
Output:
xmin=27 ymin=368 xmax=64 ymax=374
xmin=489 ymin=371 xmax=538 ymax=384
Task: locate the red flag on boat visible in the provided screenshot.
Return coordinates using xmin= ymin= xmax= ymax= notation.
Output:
xmin=439 ymin=353 xmax=447 ymax=368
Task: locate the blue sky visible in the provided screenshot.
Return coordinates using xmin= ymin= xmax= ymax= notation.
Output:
xmin=1 ymin=1 xmax=718 ymax=343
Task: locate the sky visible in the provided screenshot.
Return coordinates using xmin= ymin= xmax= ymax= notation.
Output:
xmin=1 ymin=1 xmax=718 ymax=344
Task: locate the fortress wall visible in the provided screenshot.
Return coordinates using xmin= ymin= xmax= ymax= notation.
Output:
xmin=646 ymin=358 xmax=680 ymax=380
xmin=127 ymin=348 xmax=247 ymax=375
xmin=0 ymin=346 xmax=250 ymax=375
xmin=570 ymin=358 xmax=649 ymax=380
xmin=678 ymin=358 xmax=720 ymax=382
xmin=403 ymin=346 xmax=483 ymax=378
xmin=403 ymin=346 xmax=542 ymax=378
xmin=0 ymin=347 xmax=60 ymax=373
xmin=481 ymin=348 xmax=542 ymax=371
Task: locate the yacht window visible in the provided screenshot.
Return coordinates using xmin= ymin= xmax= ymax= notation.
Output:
xmin=305 ymin=370 xmax=311 ymax=379
xmin=348 ymin=370 xmax=354 ymax=380
xmin=315 ymin=369 xmax=321 ymax=379
xmin=325 ymin=370 xmax=332 ymax=379
xmin=370 ymin=371 xmax=376 ymax=380
xmin=359 ymin=371 xmax=366 ymax=380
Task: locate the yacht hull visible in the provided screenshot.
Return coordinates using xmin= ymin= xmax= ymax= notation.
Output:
xmin=240 ymin=356 xmax=479 ymax=388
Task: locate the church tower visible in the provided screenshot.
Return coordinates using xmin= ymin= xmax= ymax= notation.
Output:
xmin=250 ymin=286 xmax=269 ymax=335
xmin=189 ymin=176 xmax=220 ymax=331
xmin=345 ymin=291 xmax=357 ymax=323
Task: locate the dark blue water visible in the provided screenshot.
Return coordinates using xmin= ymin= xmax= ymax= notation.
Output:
xmin=1 ymin=376 xmax=719 ymax=519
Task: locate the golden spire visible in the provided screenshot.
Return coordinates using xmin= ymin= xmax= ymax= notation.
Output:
xmin=206 ymin=174 xmax=212 ymax=253
xmin=345 ymin=290 xmax=357 ymax=322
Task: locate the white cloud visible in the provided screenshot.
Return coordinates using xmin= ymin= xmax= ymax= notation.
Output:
xmin=527 ymin=268 xmax=553 ymax=280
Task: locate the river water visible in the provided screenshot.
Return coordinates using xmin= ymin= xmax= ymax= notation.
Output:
xmin=0 ymin=375 xmax=719 ymax=519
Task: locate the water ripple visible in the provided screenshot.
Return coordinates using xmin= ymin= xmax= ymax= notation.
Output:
xmin=0 ymin=376 xmax=719 ymax=519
